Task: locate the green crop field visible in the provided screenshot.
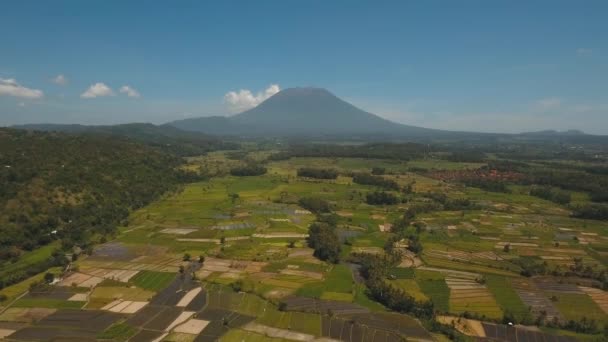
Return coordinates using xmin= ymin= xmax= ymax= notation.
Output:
xmin=485 ymin=275 xmax=530 ymax=320
xmin=417 ymin=278 xmax=450 ymax=312
xmin=130 ymin=270 xmax=176 ymax=291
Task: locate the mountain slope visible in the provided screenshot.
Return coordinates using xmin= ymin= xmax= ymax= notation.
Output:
xmin=168 ymin=87 xmax=441 ymax=137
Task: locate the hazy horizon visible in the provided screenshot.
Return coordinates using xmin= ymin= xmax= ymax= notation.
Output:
xmin=1 ymin=1 xmax=607 ymax=134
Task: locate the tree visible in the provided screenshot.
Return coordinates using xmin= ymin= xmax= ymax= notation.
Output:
xmin=44 ymin=272 xmax=55 ymax=284
xmin=183 ymin=253 xmax=191 ymax=261
xmin=229 ymin=193 xmax=240 ymax=204
xmin=198 ymin=255 xmax=205 ymax=263
xmin=307 ymin=223 xmax=341 ymax=263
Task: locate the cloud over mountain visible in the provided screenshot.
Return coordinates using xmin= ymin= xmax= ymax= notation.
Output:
xmin=224 ymin=84 xmax=280 ymax=112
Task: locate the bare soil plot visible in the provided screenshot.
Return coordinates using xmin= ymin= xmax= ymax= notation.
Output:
xmin=166 ymin=311 xmax=195 ymax=331
xmin=91 ymin=286 xmax=155 ymax=302
xmin=252 ymin=233 xmax=308 ymax=239
xmin=174 ymin=319 xmax=210 ymax=334
xmin=102 ymin=299 xmax=148 ymax=314
xmin=242 ymin=322 xmax=315 ymax=341
xmin=0 ymin=308 xmax=56 ymax=323
xmin=280 ymin=269 xmax=324 ymax=280
xmin=417 ymin=266 xmax=479 ymax=280
xmin=161 ymin=228 xmax=198 ymax=235
xmin=579 ymin=286 xmax=608 ymax=314
xmin=68 ymin=293 xmax=88 ymax=301
xmin=177 ymin=287 xmax=203 ymax=307
xmin=0 ymin=328 xmax=15 ymax=339
xmin=57 ymin=272 xmax=93 ymax=287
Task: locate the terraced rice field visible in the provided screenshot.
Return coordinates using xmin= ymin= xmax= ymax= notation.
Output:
xmin=511 ymin=278 xmax=562 ymax=322
xmin=447 ymin=277 xmax=502 ymax=319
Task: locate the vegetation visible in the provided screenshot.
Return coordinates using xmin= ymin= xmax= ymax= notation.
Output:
xmin=297 ymin=167 xmax=339 ymax=179
xmin=229 ymin=164 xmax=267 ymax=176
xmin=352 ymin=173 xmax=399 ymax=190
xmin=307 ymin=223 xmax=340 ymax=263
xmin=365 ymin=191 xmax=399 ymax=205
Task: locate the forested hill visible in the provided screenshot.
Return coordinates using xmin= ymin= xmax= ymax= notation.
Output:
xmin=12 ymin=123 xmax=238 ymax=156
xmin=0 ymin=128 xmax=198 ymax=287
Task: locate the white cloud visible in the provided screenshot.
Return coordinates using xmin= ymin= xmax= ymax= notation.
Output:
xmin=52 ymin=74 xmax=68 ymax=85
xmin=577 ymin=48 xmax=593 ymax=56
xmin=0 ymin=78 xmax=44 ymax=99
xmin=224 ymin=84 xmax=280 ymax=112
xmin=81 ymin=82 xmax=114 ymax=98
xmin=119 ymin=85 xmax=141 ymax=98
xmin=535 ymin=97 xmax=561 ymax=111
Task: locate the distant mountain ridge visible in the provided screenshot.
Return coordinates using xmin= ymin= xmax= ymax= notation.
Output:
xmin=169 ymin=87 xmax=443 ymax=138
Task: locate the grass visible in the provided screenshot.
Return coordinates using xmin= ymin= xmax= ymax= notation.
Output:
xmin=130 ymin=270 xmax=175 ymax=291
xmin=0 ymin=267 xmax=62 ymax=305
xmin=90 ymin=286 xmax=155 ymax=301
xmin=391 ymin=279 xmax=428 ymax=301
xmin=324 ymin=264 xmax=353 ymax=293
xmin=97 ymin=322 xmax=137 ymax=341
xmin=417 ymin=278 xmax=449 ymax=312
xmin=547 ymin=292 xmax=608 ymax=323
xmin=320 ymin=291 xmax=353 ymax=302
xmin=388 ymin=267 xmax=415 ymax=279
xmin=485 ymin=275 xmax=529 ymax=320
xmin=0 ymin=243 xmax=60 ymax=283
xmin=295 ymin=282 xmax=324 ymax=298
xmin=12 ymin=298 xmax=85 ymax=309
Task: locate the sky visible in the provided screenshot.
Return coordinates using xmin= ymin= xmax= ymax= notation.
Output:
xmin=1 ymin=1 xmax=607 ymax=134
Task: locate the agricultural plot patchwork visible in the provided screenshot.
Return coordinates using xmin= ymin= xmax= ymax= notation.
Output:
xmin=1 ymin=152 xmax=607 ymax=341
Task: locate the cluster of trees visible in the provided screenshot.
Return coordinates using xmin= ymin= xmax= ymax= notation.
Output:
xmin=570 ymin=204 xmax=608 ymax=221
xmin=422 ymin=192 xmax=476 ymax=211
xmin=529 ymin=186 xmax=571 ymax=205
xmin=17 ymin=123 xmax=237 ymax=157
xmin=462 ymin=178 xmax=509 ymax=193
xmin=355 ymin=253 xmax=434 ymax=319
xmin=229 ymin=164 xmax=267 ymax=176
xmin=279 ymin=143 xmax=429 ymax=161
xmin=352 ymin=173 xmax=399 ymax=190
xmin=365 ymin=191 xmax=399 ymax=205
xmin=524 ymin=168 xmax=608 ymax=204
xmin=371 ymin=167 xmax=385 ymax=175
xmin=296 ymin=167 xmax=338 ymax=179
xmin=307 ymin=223 xmax=340 ymax=263
xmin=0 ymin=129 xmax=199 ymax=288
xmin=0 ymin=250 xmax=68 ymax=290
xmin=298 ymin=197 xmax=332 ymax=214
xmin=444 ymin=150 xmax=486 ymax=163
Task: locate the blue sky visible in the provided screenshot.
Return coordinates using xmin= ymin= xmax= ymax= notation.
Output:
xmin=1 ymin=1 xmax=607 ymax=134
